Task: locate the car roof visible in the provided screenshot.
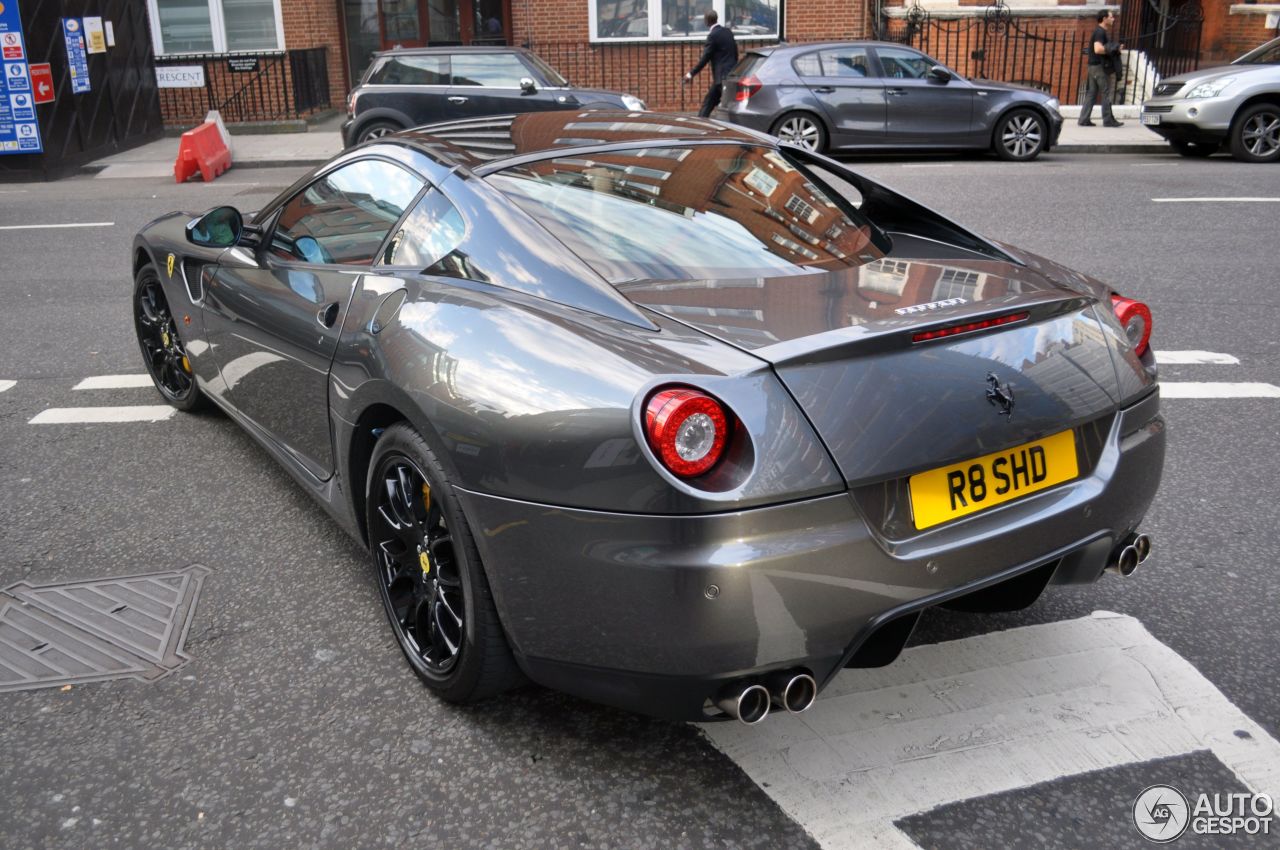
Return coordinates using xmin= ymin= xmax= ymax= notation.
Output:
xmin=756 ymin=40 xmax=919 ymax=54
xmin=372 ymin=45 xmax=526 ymax=57
xmin=385 ymin=110 xmax=775 ymax=174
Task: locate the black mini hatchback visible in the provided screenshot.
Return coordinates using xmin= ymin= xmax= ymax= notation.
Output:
xmin=342 ymin=46 xmax=647 ymax=147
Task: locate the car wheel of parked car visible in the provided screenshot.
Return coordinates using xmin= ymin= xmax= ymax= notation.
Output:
xmin=994 ymin=108 xmax=1046 ymax=162
xmin=770 ymin=112 xmax=828 ymax=153
xmin=1169 ymin=139 xmax=1218 ymax=158
xmin=1229 ymin=103 xmax=1280 ymax=164
xmin=133 ymin=263 xmax=206 ymax=412
xmin=357 ymin=120 xmax=403 ymax=144
xmin=366 ymin=423 xmax=524 ymax=702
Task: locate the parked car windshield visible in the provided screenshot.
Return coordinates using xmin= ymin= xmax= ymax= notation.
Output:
xmin=1235 ymin=38 xmax=1280 ymax=65
xmin=522 ymin=52 xmax=569 ymax=86
xmin=487 ymin=144 xmax=886 ymax=283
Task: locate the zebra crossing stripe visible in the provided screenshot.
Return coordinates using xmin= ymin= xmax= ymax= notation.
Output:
xmin=1154 ymin=351 xmax=1240 ymax=365
xmin=699 ymin=613 xmax=1280 ymax=850
xmin=29 ymin=407 xmax=176 ymax=424
xmin=1161 ymin=382 xmax=1280 ymax=399
xmin=73 ymin=375 xmax=155 ymax=390
xmin=0 ymin=380 xmax=14 ymax=393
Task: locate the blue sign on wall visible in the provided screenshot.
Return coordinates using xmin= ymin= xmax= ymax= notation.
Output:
xmin=63 ymin=17 xmax=91 ymax=95
xmin=1 ymin=0 xmax=43 ymax=155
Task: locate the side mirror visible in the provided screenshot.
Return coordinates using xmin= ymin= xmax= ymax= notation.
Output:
xmin=187 ymin=206 xmax=243 ymax=248
xmin=519 ymin=77 xmax=537 ymax=95
xmin=927 ymin=65 xmax=952 ymax=83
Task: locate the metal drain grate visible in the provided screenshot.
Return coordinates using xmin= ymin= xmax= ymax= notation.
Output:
xmin=0 ymin=564 xmax=210 ymax=693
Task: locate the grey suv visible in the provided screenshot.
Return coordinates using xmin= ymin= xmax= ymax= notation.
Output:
xmin=342 ymin=47 xmax=646 ymax=147
xmin=712 ymin=41 xmax=1063 ymax=161
xmin=1141 ymin=37 xmax=1280 ymax=162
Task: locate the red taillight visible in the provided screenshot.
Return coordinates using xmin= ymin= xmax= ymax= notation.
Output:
xmin=1111 ymin=294 xmax=1152 ymax=356
xmin=735 ymin=75 xmax=762 ymax=102
xmin=644 ymin=388 xmax=730 ymax=478
xmin=912 ymin=311 xmax=1030 ymax=344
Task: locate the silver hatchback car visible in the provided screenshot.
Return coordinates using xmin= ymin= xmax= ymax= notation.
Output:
xmin=1141 ymin=36 xmax=1280 ymax=162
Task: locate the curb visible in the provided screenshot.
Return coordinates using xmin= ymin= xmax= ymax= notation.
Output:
xmin=79 ymin=157 xmax=331 ymax=176
xmin=1054 ymin=143 xmax=1169 ymax=154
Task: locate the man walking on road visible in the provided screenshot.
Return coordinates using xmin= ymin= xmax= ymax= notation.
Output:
xmin=684 ymin=10 xmax=738 ymax=118
xmin=1079 ymin=9 xmax=1125 ymax=127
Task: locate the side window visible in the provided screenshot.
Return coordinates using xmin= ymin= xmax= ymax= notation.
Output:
xmin=369 ymin=55 xmax=449 ymax=85
xmin=450 ymin=53 xmax=530 ymax=87
xmin=818 ymin=48 xmax=872 ymax=78
xmin=270 ymin=160 xmax=425 ymax=266
xmin=379 ymin=188 xmax=467 ymax=270
xmin=791 ymin=52 xmax=822 ymax=77
xmin=874 ymin=47 xmax=933 ymax=80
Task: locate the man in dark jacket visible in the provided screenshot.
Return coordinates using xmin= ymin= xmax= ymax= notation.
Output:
xmin=684 ymin=10 xmax=738 ymax=118
xmin=1079 ymin=9 xmax=1125 ymax=127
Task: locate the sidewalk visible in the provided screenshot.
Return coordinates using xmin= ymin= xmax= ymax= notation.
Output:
xmin=84 ymin=106 xmax=1167 ymax=178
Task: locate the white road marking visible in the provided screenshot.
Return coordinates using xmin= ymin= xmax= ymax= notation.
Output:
xmin=699 ymin=612 xmax=1280 ymax=850
xmin=900 ymin=163 xmax=954 ymax=169
xmin=0 ymin=222 xmax=115 ymax=231
xmin=72 ymin=375 xmax=155 ymax=391
xmin=0 ymin=380 xmax=15 ymax=393
xmin=1161 ymin=382 xmax=1280 ymax=399
xmin=1152 ymin=197 xmax=1280 ymax=203
xmin=29 ymin=406 xmax=176 ymax=424
xmin=1155 ymin=350 xmax=1240 ymax=365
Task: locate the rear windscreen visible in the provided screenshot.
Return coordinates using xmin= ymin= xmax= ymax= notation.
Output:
xmin=486 ymin=144 xmax=887 ymax=283
xmin=729 ymin=53 xmax=769 ymax=78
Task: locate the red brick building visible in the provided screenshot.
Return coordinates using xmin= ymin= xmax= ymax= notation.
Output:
xmin=146 ymin=0 xmax=1277 ymax=127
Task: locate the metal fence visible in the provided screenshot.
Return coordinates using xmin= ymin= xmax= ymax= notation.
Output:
xmin=887 ymin=1 xmax=1203 ymax=105
xmin=156 ymin=48 xmax=331 ymax=126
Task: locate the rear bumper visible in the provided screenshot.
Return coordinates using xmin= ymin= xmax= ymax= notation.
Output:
xmin=457 ymin=391 xmax=1165 ymax=720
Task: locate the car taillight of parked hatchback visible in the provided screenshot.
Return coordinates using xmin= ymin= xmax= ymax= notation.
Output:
xmin=735 ymin=75 xmax=762 ymax=102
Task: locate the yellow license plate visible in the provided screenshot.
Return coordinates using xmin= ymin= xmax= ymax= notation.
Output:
xmin=909 ymin=430 xmax=1078 ymax=530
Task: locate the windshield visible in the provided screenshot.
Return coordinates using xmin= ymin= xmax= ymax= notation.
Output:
xmin=523 ymin=52 xmax=570 ymax=86
xmin=486 ymin=144 xmax=887 ymax=283
xmin=1236 ymin=38 xmax=1280 ymax=65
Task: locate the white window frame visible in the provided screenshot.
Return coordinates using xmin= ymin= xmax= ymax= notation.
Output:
xmin=147 ymin=0 xmax=286 ymax=56
xmin=589 ymin=0 xmax=780 ymax=43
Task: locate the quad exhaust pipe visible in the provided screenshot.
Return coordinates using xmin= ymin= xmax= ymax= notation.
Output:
xmin=717 ymin=670 xmax=818 ymax=724
xmin=1105 ymin=532 xmax=1152 ymax=577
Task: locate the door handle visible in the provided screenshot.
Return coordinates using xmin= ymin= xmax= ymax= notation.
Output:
xmin=887 ymin=88 xmax=907 ymax=96
xmin=812 ymin=86 xmax=835 ymax=94
xmin=447 ymin=96 xmax=468 ymax=104
xmin=317 ymin=302 xmax=340 ymax=328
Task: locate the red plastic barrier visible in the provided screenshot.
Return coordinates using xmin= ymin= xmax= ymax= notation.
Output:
xmin=174 ymin=121 xmax=232 ymax=183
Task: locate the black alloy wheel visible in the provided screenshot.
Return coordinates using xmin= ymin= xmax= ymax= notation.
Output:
xmin=1229 ymin=103 xmax=1280 ymax=164
xmin=994 ymin=108 xmax=1047 ymax=162
xmin=366 ymin=424 xmax=523 ymax=701
xmin=133 ymin=263 xmax=205 ymax=411
xmin=357 ymin=120 xmax=402 ymax=144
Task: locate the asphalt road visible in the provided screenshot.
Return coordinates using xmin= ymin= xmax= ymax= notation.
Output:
xmin=0 ymin=152 xmax=1276 ymax=849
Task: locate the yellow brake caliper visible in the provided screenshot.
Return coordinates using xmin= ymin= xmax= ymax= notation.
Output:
xmin=418 ymin=482 xmax=432 ymax=576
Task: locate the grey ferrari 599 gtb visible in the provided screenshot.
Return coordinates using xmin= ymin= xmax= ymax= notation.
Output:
xmin=131 ymin=111 xmax=1163 ymax=724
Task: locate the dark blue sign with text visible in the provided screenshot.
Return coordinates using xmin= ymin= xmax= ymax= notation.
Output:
xmin=63 ymin=17 xmax=90 ymax=94
xmin=1 ymin=0 xmax=43 ymax=154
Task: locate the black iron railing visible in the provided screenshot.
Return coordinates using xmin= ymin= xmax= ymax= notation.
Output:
xmin=156 ymin=48 xmax=331 ymax=126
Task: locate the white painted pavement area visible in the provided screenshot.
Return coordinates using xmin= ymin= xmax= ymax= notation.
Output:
xmin=699 ymin=612 xmax=1280 ymax=850
xmin=1154 ymin=350 xmax=1240 ymax=365
xmin=0 ymin=380 xmax=14 ymax=394
xmin=0 ymin=222 xmax=115 ymax=231
xmin=73 ymin=375 xmax=157 ymax=391
xmin=1161 ymin=382 xmax=1280 ymax=399
xmin=29 ymin=407 xmax=176 ymax=424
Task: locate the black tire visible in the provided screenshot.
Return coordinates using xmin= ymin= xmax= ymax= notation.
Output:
xmin=356 ymin=120 xmax=403 ymax=145
xmin=1229 ymin=103 xmax=1280 ymax=164
xmin=366 ymin=423 xmax=524 ymax=703
xmin=770 ymin=111 xmax=828 ymax=153
xmin=133 ymin=263 xmax=206 ymax=412
xmin=994 ymin=108 xmax=1047 ymax=162
xmin=1170 ymin=139 xmax=1218 ymax=158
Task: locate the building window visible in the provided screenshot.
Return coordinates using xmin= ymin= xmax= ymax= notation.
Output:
xmin=590 ymin=0 xmax=779 ymax=42
xmin=149 ymin=0 xmax=285 ymax=55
